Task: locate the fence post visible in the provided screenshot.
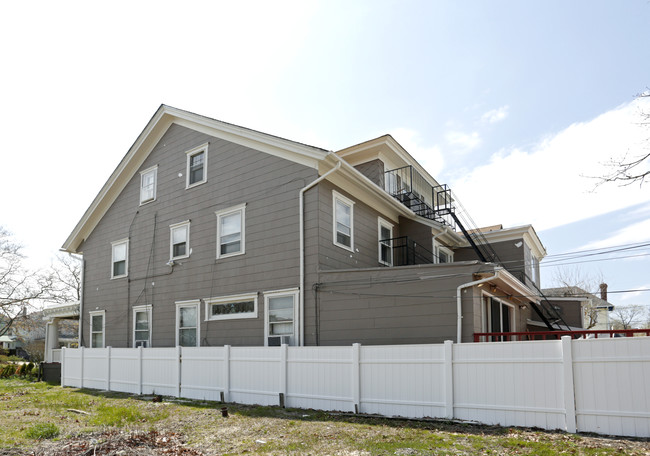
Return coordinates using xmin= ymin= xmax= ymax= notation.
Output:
xmin=60 ymin=347 xmax=66 ymax=386
xmin=280 ymin=344 xmax=288 ymax=407
xmin=106 ymin=346 xmax=111 ymax=391
xmin=352 ymin=343 xmax=361 ymax=414
xmin=79 ymin=346 xmax=84 ymax=389
xmin=137 ymin=345 xmax=143 ymax=395
xmin=561 ymin=336 xmax=577 ymax=433
xmin=176 ymin=345 xmax=182 ymax=398
xmin=444 ymin=340 xmax=454 ymax=419
xmin=224 ymin=345 xmax=230 ymax=403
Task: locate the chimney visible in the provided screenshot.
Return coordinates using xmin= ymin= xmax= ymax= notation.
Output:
xmin=599 ymin=283 xmax=608 ymax=301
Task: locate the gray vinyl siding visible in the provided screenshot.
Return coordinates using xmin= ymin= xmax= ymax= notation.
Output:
xmin=354 ymin=159 xmax=385 ymax=188
xmin=315 ymin=263 xmax=491 ymax=345
xmin=80 ymin=123 xmax=318 ymax=348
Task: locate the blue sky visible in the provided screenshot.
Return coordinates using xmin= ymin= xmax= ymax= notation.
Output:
xmin=1 ymin=0 xmax=649 ymax=309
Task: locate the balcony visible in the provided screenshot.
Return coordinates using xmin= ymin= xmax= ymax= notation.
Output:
xmin=379 ymin=236 xmax=434 ymax=266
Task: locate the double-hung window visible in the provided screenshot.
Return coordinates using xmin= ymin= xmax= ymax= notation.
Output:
xmin=378 ymin=218 xmax=393 ymax=266
xmin=176 ymin=301 xmax=199 ymax=347
xmin=333 ymin=191 xmax=354 ymax=251
xmin=133 ymin=305 xmax=152 ymax=347
xmin=205 ymin=292 xmax=258 ymax=321
xmin=170 ymin=221 xmax=190 ymax=260
xmin=264 ymin=289 xmax=299 ymax=346
xmin=111 ymin=239 xmax=128 ymax=279
xmin=216 ymin=203 xmax=246 ymax=259
xmin=433 ymin=240 xmax=453 ymax=264
xmin=89 ymin=310 xmax=105 ymax=348
xmin=186 ymin=143 xmax=208 ymax=188
xmin=139 ymin=165 xmax=157 ymax=204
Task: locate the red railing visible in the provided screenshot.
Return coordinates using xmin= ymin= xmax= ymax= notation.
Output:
xmin=473 ymin=329 xmax=650 ymax=342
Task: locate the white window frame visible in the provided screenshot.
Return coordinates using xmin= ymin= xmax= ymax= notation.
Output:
xmin=205 ymin=292 xmax=258 ymax=321
xmin=175 ymin=300 xmax=200 ymax=347
xmin=89 ymin=310 xmax=105 ymax=348
xmin=111 ymin=239 xmax=129 ymax=279
xmin=132 ymin=305 xmax=152 ymax=348
xmin=186 ymin=143 xmax=208 ymax=188
xmin=378 ymin=217 xmax=394 ymax=266
xmin=215 ymin=203 xmax=246 ymax=259
xmin=170 ymin=220 xmax=191 ymax=260
xmin=481 ymin=292 xmax=516 ymax=334
xmin=139 ymin=165 xmax=158 ymax=205
xmin=332 ymin=190 xmax=354 ymax=252
xmin=433 ymin=240 xmax=454 ymax=264
xmin=264 ymin=288 xmax=299 ymax=346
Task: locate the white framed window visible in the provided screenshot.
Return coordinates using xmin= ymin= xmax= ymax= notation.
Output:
xmin=264 ymin=288 xmax=299 ymax=346
xmin=176 ymin=300 xmax=200 ymax=347
xmin=205 ymin=292 xmax=258 ymax=321
xmin=481 ymin=294 xmax=515 ymax=339
xmin=89 ymin=310 xmax=105 ymax=348
xmin=111 ymin=239 xmax=129 ymax=279
xmin=433 ymin=240 xmax=453 ymax=264
xmin=378 ymin=217 xmax=393 ymax=266
xmin=216 ymin=203 xmax=246 ymax=259
xmin=170 ymin=221 xmax=190 ymax=260
xmin=531 ymin=256 xmax=540 ymax=285
xmin=139 ymin=165 xmax=158 ymax=204
xmin=333 ymin=190 xmax=354 ymax=251
xmin=186 ymin=143 xmax=208 ymax=188
xmin=133 ymin=305 xmax=152 ymax=348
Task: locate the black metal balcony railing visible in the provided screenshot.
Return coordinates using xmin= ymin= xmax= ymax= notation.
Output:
xmin=379 ymin=236 xmax=434 ymax=266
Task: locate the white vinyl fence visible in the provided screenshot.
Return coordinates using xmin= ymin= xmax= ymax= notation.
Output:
xmin=60 ymin=336 xmax=650 ymax=438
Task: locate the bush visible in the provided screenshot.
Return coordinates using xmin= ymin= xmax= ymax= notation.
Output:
xmin=0 ymin=364 xmax=15 ymax=378
xmin=25 ymin=423 xmax=60 ymax=440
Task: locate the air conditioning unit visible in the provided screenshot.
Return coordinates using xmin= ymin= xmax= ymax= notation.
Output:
xmin=135 ymin=340 xmax=148 ymax=348
xmin=267 ymin=335 xmax=291 ymax=346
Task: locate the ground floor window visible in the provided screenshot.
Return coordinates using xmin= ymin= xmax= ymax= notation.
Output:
xmin=264 ymin=289 xmax=299 ymax=346
xmin=133 ymin=305 xmax=151 ymax=347
xmin=89 ymin=310 xmax=105 ymax=348
xmin=482 ymin=295 xmax=514 ymax=340
xmin=176 ymin=301 xmax=199 ymax=347
xmin=205 ymin=292 xmax=258 ymax=321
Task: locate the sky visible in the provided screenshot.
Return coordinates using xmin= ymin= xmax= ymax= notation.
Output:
xmin=1 ymin=0 xmax=649 ymax=313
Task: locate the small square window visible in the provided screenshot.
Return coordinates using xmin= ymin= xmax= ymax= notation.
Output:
xmin=186 ymin=144 xmax=208 ymax=188
xmin=216 ymin=204 xmax=246 ymax=259
xmin=333 ymin=191 xmax=354 ymax=251
xmin=111 ymin=239 xmax=128 ymax=279
xmin=139 ymin=166 xmax=157 ymax=204
xmin=170 ymin=221 xmax=190 ymax=260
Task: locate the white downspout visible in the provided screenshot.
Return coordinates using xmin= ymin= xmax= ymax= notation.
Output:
xmin=299 ymin=156 xmax=342 ymax=346
xmin=456 ymin=269 xmax=500 ymax=343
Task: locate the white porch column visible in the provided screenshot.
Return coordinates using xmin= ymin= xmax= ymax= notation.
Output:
xmin=44 ymin=318 xmax=60 ymax=362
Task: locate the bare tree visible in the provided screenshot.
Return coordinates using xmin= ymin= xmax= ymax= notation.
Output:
xmin=0 ymin=227 xmax=52 ymax=336
xmin=610 ymin=305 xmax=646 ymax=330
xmin=550 ymin=267 xmax=605 ymax=329
xmin=43 ymin=253 xmax=82 ymax=305
xmin=598 ymin=91 xmax=650 ymax=187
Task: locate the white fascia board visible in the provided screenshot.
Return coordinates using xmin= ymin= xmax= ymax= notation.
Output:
xmin=494 ymin=267 xmax=540 ymax=303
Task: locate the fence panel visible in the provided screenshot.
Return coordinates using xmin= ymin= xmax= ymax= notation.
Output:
xmin=360 ymin=344 xmax=446 ymax=418
xmin=61 ymin=348 xmax=82 ymax=387
xmin=181 ymin=346 xmax=226 ymax=401
xmin=572 ymin=337 xmax=650 ymax=438
xmin=453 ymin=340 xmax=566 ymax=431
xmin=83 ymin=348 xmax=109 ymax=390
xmin=287 ymin=346 xmax=354 ymax=412
xmin=229 ymin=347 xmax=281 ymax=405
xmin=141 ymin=348 xmax=178 ymax=397
xmin=109 ymin=348 xmax=141 ymax=394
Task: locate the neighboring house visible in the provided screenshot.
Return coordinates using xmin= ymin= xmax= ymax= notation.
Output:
xmin=62 ymin=105 xmax=558 ymax=349
xmin=537 ymin=284 xmax=614 ymax=331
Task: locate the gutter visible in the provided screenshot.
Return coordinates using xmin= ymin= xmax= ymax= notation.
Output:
xmin=456 ymin=269 xmax=501 ymax=343
xmin=299 ymin=155 xmax=342 ymax=346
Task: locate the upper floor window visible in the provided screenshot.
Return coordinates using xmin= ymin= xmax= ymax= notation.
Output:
xmin=433 ymin=240 xmax=453 ymax=264
xmin=216 ymin=203 xmax=246 ymax=259
xmin=186 ymin=143 xmax=208 ymax=188
xmin=139 ymin=165 xmax=158 ymax=204
xmin=333 ymin=191 xmax=354 ymax=251
xmin=170 ymin=221 xmax=190 ymax=260
xmin=90 ymin=310 xmax=105 ymax=348
xmin=111 ymin=239 xmax=128 ymax=279
xmin=378 ymin=217 xmax=393 ymax=266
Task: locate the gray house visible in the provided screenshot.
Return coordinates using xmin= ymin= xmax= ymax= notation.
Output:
xmin=62 ymin=105 xmax=554 ymax=348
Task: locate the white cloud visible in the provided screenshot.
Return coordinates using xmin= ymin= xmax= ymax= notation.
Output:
xmin=481 ymin=105 xmax=509 ymax=124
xmin=449 ymin=98 xmax=650 ymax=231
xmin=445 ymin=130 xmax=481 ymax=150
xmin=578 ymin=218 xmax=650 ymax=251
xmin=389 ymin=128 xmax=445 ymax=177
xmin=620 ymin=283 xmax=650 ymax=302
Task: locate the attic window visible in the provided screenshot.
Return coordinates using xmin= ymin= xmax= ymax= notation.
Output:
xmin=139 ymin=165 xmax=157 ymax=204
xmin=186 ymin=143 xmax=208 ymax=188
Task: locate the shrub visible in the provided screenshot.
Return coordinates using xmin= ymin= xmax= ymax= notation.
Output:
xmin=25 ymin=423 xmax=60 ymax=440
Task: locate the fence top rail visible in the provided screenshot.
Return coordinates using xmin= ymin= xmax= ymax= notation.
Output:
xmin=474 ymin=329 xmax=650 ymax=342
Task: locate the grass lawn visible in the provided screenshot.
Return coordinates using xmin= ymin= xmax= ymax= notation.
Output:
xmin=0 ymin=378 xmax=648 ymax=455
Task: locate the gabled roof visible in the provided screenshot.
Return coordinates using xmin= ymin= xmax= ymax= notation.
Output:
xmin=542 ymin=286 xmax=614 ymax=309
xmin=62 ymin=105 xmax=330 ymax=254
